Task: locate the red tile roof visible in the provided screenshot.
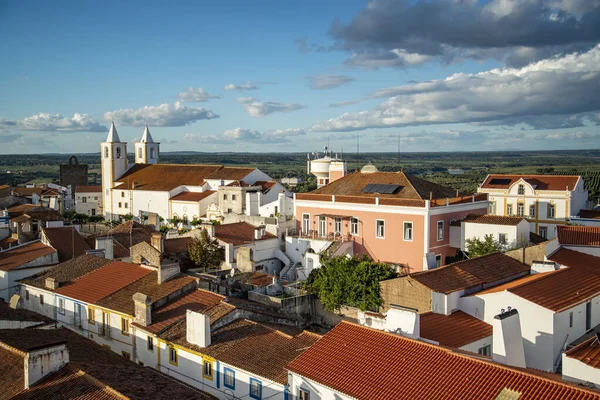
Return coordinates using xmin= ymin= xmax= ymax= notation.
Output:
xmin=558 ymin=226 xmax=600 ymax=247
xmin=0 ymin=301 xmax=55 ymax=324
xmin=214 ymin=222 xmax=276 ymax=245
xmin=475 ymin=272 xmax=553 ymax=295
xmin=460 ymin=214 xmax=527 ymax=226
xmin=578 ymin=210 xmax=600 ymax=220
xmin=255 ymin=180 xmax=277 ymax=192
xmin=287 ymin=321 xmax=600 ymax=400
xmin=419 ymin=311 xmax=492 ymax=349
xmin=98 ymin=221 xmax=154 ymax=259
xmin=164 ymin=237 xmax=192 ymax=254
xmin=170 ymin=190 xmax=216 ymax=202
xmin=75 ymin=185 xmax=102 ymax=193
xmin=0 ymin=241 xmax=56 ymax=272
xmin=481 ymin=174 xmax=580 ymax=191
xmin=42 ymin=227 xmax=91 ymax=262
xmin=11 ymin=187 xmax=43 ymax=197
xmin=565 ymin=337 xmax=600 ymax=369
xmin=551 ymin=248 xmax=600 ymax=269
xmin=55 ymin=261 xmax=153 ymax=303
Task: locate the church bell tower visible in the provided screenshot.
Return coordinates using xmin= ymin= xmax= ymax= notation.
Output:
xmin=134 ymin=126 xmax=159 ymax=165
xmin=101 ymin=122 xmax=127 ymax=219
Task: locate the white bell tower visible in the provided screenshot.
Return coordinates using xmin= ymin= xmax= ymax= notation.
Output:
xmin=101 ymin=122 xmax=128 ymax=219
xmin=134 ymin=126 xmax=159 ymax=165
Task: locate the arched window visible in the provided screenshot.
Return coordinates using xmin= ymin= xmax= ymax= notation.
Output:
xmin=104 ymin=147 xmax=109 ymax=158
xmin=138 ymin=148 xmax=142 ymax=158
xmin=116 ymin=147 xmax=121 ymax=158
xmin=183 ymin=215 xmax=188 ymax=225
xmin=151 ymin=148 xmax=155 ymax=158
xmin=518 ymin=184 xmax=525 ymax=195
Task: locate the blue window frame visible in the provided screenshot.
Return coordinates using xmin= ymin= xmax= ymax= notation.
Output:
xmin=249 ymin=378 xmax=262 ymax=400
xmin=224 ymin=367 xmax=235 ymax=390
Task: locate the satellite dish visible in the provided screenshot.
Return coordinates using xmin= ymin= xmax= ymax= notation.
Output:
xmin=224 ymin=389 xmax=238 ymax=400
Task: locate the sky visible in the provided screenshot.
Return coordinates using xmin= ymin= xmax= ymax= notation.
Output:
xmin=1 ymin=0 xmax=600 ymax=154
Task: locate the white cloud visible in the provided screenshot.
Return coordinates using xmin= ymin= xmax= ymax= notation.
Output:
xmin=535 ymin=131 xmax=600 ymax=140
xmin=307 ymin=74 xmax=354 ymax=90
xmin=329 ymin=99 xmax=363 ymax=108
xmin=104 ymin=101 xmax=218 ymax=127
xmin=312 ymin=46 xmax=600 ymax=132
xmin=0 ymin=113 xmax=106 ymax=132
xmin=176 ymin=87 xmax=221 ymax=102
xmin=263 ymin=128 xmax=306 ymax=137
xmin=236 ymin=97 xmax=306 ymax=117
xmin=224 ymin=82 xmax=258 ymax=91
xmin=223 ymin=128 xmax=262 ymax=140
xmin=185 ymin=127 xmax=304 ymax=144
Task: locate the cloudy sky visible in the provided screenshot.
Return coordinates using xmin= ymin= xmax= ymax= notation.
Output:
xmin=1 ymin=0 xmax=600 ymax=154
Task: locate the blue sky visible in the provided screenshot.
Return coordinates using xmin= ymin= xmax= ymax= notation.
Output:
xmin=1 ymin=0 xmax=600 ymax=154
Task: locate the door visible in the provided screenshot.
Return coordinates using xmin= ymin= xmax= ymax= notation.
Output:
xmin=587 ymin=302 xmax=592 ymax=330
xmin=302 ymin=214 xmax=310 ymax=234
xmin=319 ymin=216 xmax=326 ymax=237
xmin=74 ymin=304 xmax=81 ymax=327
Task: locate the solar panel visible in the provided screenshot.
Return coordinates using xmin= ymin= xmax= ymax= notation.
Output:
xmin=361 ymin=184 xmax=401 ymax=194
xmin=489 ymin=178 xmax=512 ymax=185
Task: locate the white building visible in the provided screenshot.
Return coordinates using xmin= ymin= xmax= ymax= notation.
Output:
xmin=75 ymin=185 xmax=102 ymax=216
xmin=449 ymin=214 xmax=531 ymax=251
xmin=563 ymin=335 xmax=600 ymax=389
xmin=478 ymin=174 xmax=589 ymax=239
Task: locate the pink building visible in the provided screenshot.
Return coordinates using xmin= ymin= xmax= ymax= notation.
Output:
xmin=294 ymin=169 xmax=488 ymax=272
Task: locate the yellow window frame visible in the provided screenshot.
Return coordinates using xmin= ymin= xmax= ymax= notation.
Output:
xmin=203 ymin=359 xmax=214 ymax=381
xmin=169 ymin=346 xmax=178 ymax=366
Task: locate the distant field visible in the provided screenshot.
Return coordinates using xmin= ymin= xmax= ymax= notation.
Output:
xmin=1 ymin=150 xmax=599 ymax=203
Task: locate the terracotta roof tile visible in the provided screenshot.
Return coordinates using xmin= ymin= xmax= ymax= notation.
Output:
xmin=161 ymin=318 xmax=321 ymax=385
xmin=0 ymin=301 xmax=55 ymax=325
xmin=99 ymin=221 xmax=154 ymax=259
xmin=55 ymin=261 xmax=153 ymax=303
xmin=164 ymin=237 xmax=191 ymax=254
xmin=0 ymin=241 xmax=56 ymax=272
xmin=7 ymin=204 xmax=63 ymax=221
xmin=75 ymin=185 xmax=102 ymax=193
xmin=42 ymin=227 xmax=91 ymax=262
xmin=0 ymin=237 xmax=18 ymax=250
xmin=20 ymin=254 xmax=112 ymax=291
xmin=419 ymin=311 xmax=492 ymax=348
xmin=170 ymin=190 xmax=216 ymax=202
xmin=481 ymin=174 xmax=580 ymax=191
xmin=287 ymin=321 xmax=600 ymax=400
xmin=0 ymin=341 xmax=28 ymax=399
xmin=475 ymin=272 xmax=553 ymax=295
xmin=245 ymin=272 xmax=276 ymax=287
xmin=565 ymin=336 xmax=600 ymax=369
xmin=578 ymin=210 xmax=600 ymax=220
xmin=408 ymin=253 xmax=530 ymax=294
xmin=11 ymin=187 xmax=43 ymax=197
xmin=214 ymin=222 xmax=276 ymax=246
xmin=6 ymin=204 xmax=38 ymax=217
xmin=255 ymin=180 xmax=277 ymax=192
xmin=460 ymin=214 xmax=527 ymax=226
xmin=558 ymin=226 xmax=600 ymax=247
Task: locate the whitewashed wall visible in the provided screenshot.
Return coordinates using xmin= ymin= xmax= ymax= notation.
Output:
xmin=288 ymin=373 xmax=353 ymax=400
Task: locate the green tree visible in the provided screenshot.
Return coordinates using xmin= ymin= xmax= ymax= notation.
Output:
xmin=187 ymin=228 xmax=225 ymax=272
xmin=465 ymin=234 xmax=504 ymax=257
xmin=306 ymin=255 xmax=397 ymax=312
xmin=88 ymin=215 xmax=104 ymax=232
xmin=119 ymin=213 xmax=134 ymax=222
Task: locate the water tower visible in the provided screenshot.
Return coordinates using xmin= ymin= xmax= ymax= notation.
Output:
xmin=307 ymin=146 xmax=347 ymax=188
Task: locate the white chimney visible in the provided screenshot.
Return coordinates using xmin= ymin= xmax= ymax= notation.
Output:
xmin=385 ymin=306 xmax=420 ymax=339
xmin=95 ymin=236 xmax=114 ymax=260
xmin=531 ymin=260 xmax=558 ymax=274
xmin=24 ymin=343 xmax=69 ymax=389
xmin=254 ymin=227 xmax=261 ymax=240
xmin=158 ymin=261 xmax=180 ymax=284
xmin=45 ymin=278 xmax=58 ymax=290
xmin=186 ymin=309 xmax=211 ymax=348
xmin=492 ymin=308 xmax=526 ymax=368
xmin=133 ymin=293 xmax=152 ymax=327
xmin=151 ymin=232 xmax=164 ymax=253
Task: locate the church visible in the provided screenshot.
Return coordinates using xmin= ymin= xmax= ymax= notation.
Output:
xmin=100 ymin=123 xmax=288 ymax=224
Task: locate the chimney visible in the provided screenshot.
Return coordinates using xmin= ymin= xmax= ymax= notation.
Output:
xmin=45 ymin=278 xmax=58 ymax=290
xmin=492 ymin=308 xmax=526 ymax=368
xmin=133 ymin=293 xmax=152 ymax=327
xmin=385 ymin=305 xmax=420 ymax=339
xmin=24 ymin=342 xmax=69 ymax=389
xmin=95 ymin=236 xmax=114 ymax=260
xmin=254 ymin=225 xmax=266 ymax=240
xmin=151 ymin=232 xmax=164 ymax=253
xmin=186 ymin=309 xmax=211 ymax=348
xmin=531 ymin=260 xmax=559 ymax=274
xmin=201 ymin=222 xmax=215 ymax=238
xmin=158 ymin=261 xmax=180 ymax=284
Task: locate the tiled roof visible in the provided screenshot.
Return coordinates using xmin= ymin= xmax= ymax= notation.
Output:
xmin=11 ymin=187 xmax=43 ymax=197
xmin=557 ymin=226 xmax=600 ymax=247
xmin=42 ymin=227 xmax=91 ymax=262
xmin=0 ymin=241 xmax=56 ymax=272
xmin=461 ymin=214 xmax=526 ymax=226
xmin=55 ymin=261 xmax=153 ymax=303
xmin=551 ymin=248 xmax=600 ymax=269
xmin=0 ymin=237 xmax=18 ymax=250
xmin=95 ymin=272 xmax=197 ymax=315
xmin=474 ymin=272 xmax=553 ymax=296
xmin=255 ymin=180 xmax=277 ymax=192
xmin=164 ymin=237 xmax=191 ymax=254
xmin=565 ymin=336 xmax=600 ymax=369
xmin=115 ymin=163 xmax=255 ymax=191
xmin=311 ymin=171 xmax=457 ymax=200
xmin=0 ymin=184 xmax=9 ymax=190
xmin=0 ymin=301 xmax=55 ymax=324
xmin=0 ymin=328 xmax=215 ymax=400
xmin=244 ymin=272 xmax=276 ymax=287
xmin=133 ymin=289 xmax=234 ymax=334
xmin=22 ymin=207 xmax=63 ymax=222
xmin=287 ymin=321 xmax=600 ymax=400
xmin=75 ymin=185 xmax=102 ymax=193
xmin=161 ymin=318 xmax=321 ymax=385
xmin=578 ymin=210 xmax=600 ymax=220
xmin=6 ymin=203 xmax=38 ymax=217
xmin=408 ymin=253 xmax=530 ymax=294
xmin=419 ymin=311 xmax=492 ymax=349
xmin=481 ymin=174 xmax=580 ymax=191
xmin=214 ymin=222 xmax=276 ymax=246
xmin=99 ymin=221 xmax=154 ymax=259
xmin=20 ymin=254 xmax=112 ymax=291
xmin=170 ymin=190 xmax=216 ymax=202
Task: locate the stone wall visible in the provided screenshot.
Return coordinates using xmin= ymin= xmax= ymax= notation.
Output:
xmin=60 ymin=156 xmax=88 ymax=192
xmin=504 ymin=242 xmax=548 ymax=266
xmin=379 ymin=276 xmax=432 ymax=313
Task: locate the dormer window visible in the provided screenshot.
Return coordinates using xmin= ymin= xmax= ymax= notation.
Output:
xmin=518 ymin=184 xmax=525 ymax=195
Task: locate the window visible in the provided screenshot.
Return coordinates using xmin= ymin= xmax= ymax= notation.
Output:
xmin=498 ymin=233 xmax=507 ymax=244
xmin=489 ymin=202 xmax=496 ymax=214
xmin=151 ymin=148 xmax=155 ymax=158
xmin=517 ymin=203 xmax=524 ymax=216
xmin=104 ymin=147 xmax=109 ymax=158
xmin=40 ymin=295 xmax=44 ymax=305
xmin=250 ymin=378 xmax=262 ymax=400
xmin=223 ymin=194 xmax=228 ymax=200
xmin=224 ymin=368 xmax=235 ymax=389
xmin=118 ymin=202 xmax=122 ymax=208
xmin=507 ymin=204 xmax=513 ymax=215
xmin=58 ymin=298 xmax=65 ymax=315
xmin=437 ymin=221 xmax=444 ymax=241
xmin=302 ymin=214 xmax=310 ymax=234
xmin=121 ymin=191 xmax=125 ymax=198
xmin=25 ymin=290 xmax=29 ymax=300
xmin=94 ymin=196 xmax=98 ymax=200
xmin=147 ymin=336 xmax=154 ymax=352
xmin=82 ymin=197 xmax=87 ymax=203
xmin=91 ymin=209 xmax=96 ymax=216
xmin=74 ymin=304 xmax=82 ymax=327
xmin=518 ymin=184 xmax=525 ymax=195
xmin=319 ymin=216 xmax=326 ymax=237
xmin=169 ymin=346 xmax=178 ymax=365
xmin=232 ymin=194 xmax=237 ymax=201
xmin=569 ymin=312 xmax=574 ymax=328
xmin=183 ymin=215 xmax=188 ymax=225
xmin=403 ymin=222 xmax=413 ymax=241
xmin=116 ymin=147 xmax=121 ymax=158
xmin=138 ymin=148 xmax=143 ymax=158
xmin=478 ymin=345 xmax=491 ymax=356
xmin=529 ymin=205 xmax=536 ymax=218
xmin=334 ymin=218 xmax=342 ymax=234
xmin=586 ymin=301 xmax=592 ymax=330
xmin=124 ymin=202 xmax=128 ymax=209
xmin=435 ymin=254 xmax=442 ymax=268
xmin=539 ymin=226 xmax=548 ymax=238
xmin=203 ymin=360 xmax=213 ymax=379
xmin=376 ymin=220 xmax=385 ymax=238
xmin=350 ymin=217 xmax=359 ymax=235
xmin=88 ymin=307 xmax=95 ymax=325
xmin=299 ymin=389 xmax=310 ymax=400
xmin=121 ymin=317 xmax=129 ymax=335
xmin=547 ymin=204 xmax=555 ymax=219
xmin=122 ymin=351 xmax=131 ymax=360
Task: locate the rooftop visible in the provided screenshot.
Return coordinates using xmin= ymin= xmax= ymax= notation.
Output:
xmin=557 ymin=226 xmax=600 ymax=247
xmin=11 ymin=187 xmax=43 ymax=197
xmin=170 ymin=190 xmax=216 ymax=202
xmin=578 ymin=210 xmax=600 ymax=220
xmin=75 ymin=185 xmax=102 ymax=193
xmin=481 ymin=174 xmax=580 ymax=191
xmin=287 ymin=321 xmax=599 ymax=400
xmin=565 ymin=336 xmax=600 ymax=369
xmin=0 ymin=301 xmax=55 ymax=325
xmin=419 ymin=311 xmax=492 ymax=349
xmin=7 ymin=204 xmax=63 ymax=221
xmin=161 ymin=318 xmax=321 ymax=385
xmin=55 ymin=261 xmax=153 ymax=304
xmin=214 ymin=222 xmax=276 ymax=246
xmin=98 ymin=220 xmax=154 ymax=259
xmin=164 ymin=237 xmax=192 ymax=254
xmin=0 ymin=241 xmax=56 ymax=272
xmin=474 ymin=272 xmax=553 ymax=296
xmin=41 ymin=226 xmax=91 ymax=262
xmin=459 ymin=214 xmax=527 ymax=226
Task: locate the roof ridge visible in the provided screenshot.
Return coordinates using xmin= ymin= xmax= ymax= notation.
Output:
xmin=564 ymin=335 xmax=598 ymax=357
xmin=398 ymin=171 xmax=423 ymax=200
